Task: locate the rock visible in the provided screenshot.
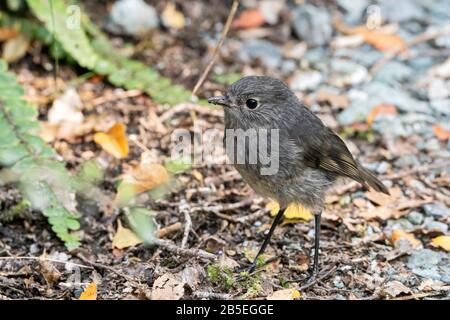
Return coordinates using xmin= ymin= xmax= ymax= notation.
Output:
xmin=428 ymin=78 xmax=450 ymax=100
xmin=407 ymin=211 xmax=425 ymax=225
xmin=260 ymin=0 xmax=284 ymax=25
xmin=334 ymin=48 xmax=382 ymax=67
xmin=289 ymin=71 xmax=323 ymax=91
xmin=237 ymin=39 xmax=283 ymax=69
xmin=106 ymin=0 xmax=159 ymax=36
xmin=292 ymin=4 xmax=332 ymax=47
xmin=386 ymin=219 xmax=415 ymax=233
xmin=330 ymin=59 xmax=368 ymax=87
xmin=376 ymin=161 xmax=390 ymax=174
xmin=337 ymin=0 xmax=369 ymax=24
xmin=407 ymin=249 xmax=450 ymax=283
xmin=281 ymin=60 xmax=297 ymax=75
xmin=379 ymin=0 xmax=425 ymax=23
xmin=430 ymin=99 xmax=450 ymax=115
xmin=423 ymin=203 xmax=450 ymax=218
xmin=423 ymin=138 xmax=441 ymax=152
xmin=423 ymin=219 xmax=448 ymax=234
xmin=374 ymin=61 xmax=413 ymax=85
xmin=363 ymin=81 xmax=429 ymax=114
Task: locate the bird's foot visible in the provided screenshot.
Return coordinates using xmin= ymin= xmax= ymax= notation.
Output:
xmin=296 ymin=265 xmax=337 ymax=291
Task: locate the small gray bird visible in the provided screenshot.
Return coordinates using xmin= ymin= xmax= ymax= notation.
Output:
xmin=208 ymin=76 xmax=388 ymax=287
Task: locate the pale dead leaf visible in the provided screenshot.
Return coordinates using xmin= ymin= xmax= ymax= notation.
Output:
xmin=161 ymin=3 xmax=185 ymax=29
xmin=267 ymin=288 xmax=301 ymax=300
xmin=48 ymin=88 xmax=84 ymax=124
xmin=383 ymin=281 xmax=411 ymax=298
xmin=112 ymin=220 xmax=142 ymax=250
xmin=2 ymin=34 xmax=30 ymax=63
xmin=151 ymin=274 xmax=184 ymax=300
xmin=232 ymin=9 xmax=266 ymax=29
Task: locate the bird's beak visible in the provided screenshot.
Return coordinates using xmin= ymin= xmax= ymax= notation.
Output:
xmin=208 ymin=95 xmax=232 ymax=107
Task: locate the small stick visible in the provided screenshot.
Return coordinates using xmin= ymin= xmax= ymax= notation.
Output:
xmin=379 ymin=161 xmax=450 ymax=181
xmin=191 ymin=0 xmax=239 ymax=96
xmin=193 ymin=291 xmax=231 ymax=300
xmin=155 ymin=222 xmax=182 ymax=238
xmin=153 ymin=238 xmax=216 ymax=260
xmin=180 ymin=200 xmax=192 ymax=249
xmin=0 ymin=256 xmax=93 ymax=270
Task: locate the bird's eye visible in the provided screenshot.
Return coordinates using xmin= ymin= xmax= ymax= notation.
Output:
xmin=245 ymin=99 xmax=258 ymax=109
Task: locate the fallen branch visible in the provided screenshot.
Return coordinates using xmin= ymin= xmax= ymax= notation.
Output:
xmin=193 ymin=291 xmax=231 ymax=300
xmin=192 ymin=0 xmax=239 ymax=96
xmin=153 ymin=238 xmax=216 ymax=260
xmin=155 ymin=222 xmax=182 ymax=238
xmin=180 ymin=200 xmax=192 ymax=249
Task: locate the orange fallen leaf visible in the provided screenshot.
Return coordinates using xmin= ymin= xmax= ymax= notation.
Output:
xmin=433 ymin=125 xmax=450 ymax=141
xmin=367 ymin=104 xmax=397 ymax=125
xmin=78 ymin=283 xmax=97 ymax=300
xmin=112 ymin=220 xmax=142 ymax=250
xmin=431 ymin=236 xmax=450 ymax=252
xmin=232 ymin=9 xmax=265 ymax=29
xmin=93 ymin=123 xmax=129 ymax=159
xmin=363 ymin=30 xmax=406 ymax=52
xmin=391 ymin=230 xmax=421 ymax=249
xmin=115 ymin=163 xmax=171 ymax=206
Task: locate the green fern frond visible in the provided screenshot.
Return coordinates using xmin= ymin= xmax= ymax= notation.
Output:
xmin=0 ymin=60 xmax=81 ymax=250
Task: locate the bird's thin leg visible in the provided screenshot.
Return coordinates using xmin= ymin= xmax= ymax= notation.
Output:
xmin=247 ymin=207 xmax=285 ymax=273
xmin=298 ymin=212 xmax=321 ymax=290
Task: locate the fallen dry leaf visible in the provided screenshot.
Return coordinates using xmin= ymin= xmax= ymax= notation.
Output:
xmin=38 ymin=260 xmax=61 ymax=285
xmin=367 ymin=104 xmax=397 ymax=125
xmin=391 ymin=230 xmax=421 ymax=250
xmin=433 ymin=125 xmax=450 ymax=141
xmin=316 ymin=90 xmax=349 ymax=109
xmin=115 ymin=163 xmax=171 ymax=206
xmin=267 ymin=201 xmax=313 ymax=221
xmin=2 ymin=34 xmax=30 ymax=63
xmin=112 ymin=220 xmax=142 ymax=250
xmin=151 ymin=274 xmax=184 ymax=300
xmin=0 ymin=27 xmax=19 ymax=41
xmin=383 ymin=281 xmax=411 ymax=298
xmin=363 ymin=30 xmax=406 ymax=51
xmin=431 ymin=236 xmax=450 ymax=252
xmin=161 ymin=3 xmax=185 ymax=29
xmin=94 ymin=123 xmax=129 ymax=159
xmin=232 ymin=9 xmax=266 ymax=29
xmin=267 ymin=288 xmax=301 ymax=300
xmin=78 ymin=283 xmax=97 ymax=300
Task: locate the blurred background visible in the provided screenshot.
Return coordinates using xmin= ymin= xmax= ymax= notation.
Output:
xmin=0 ymin=0 xmax=449 ymax=300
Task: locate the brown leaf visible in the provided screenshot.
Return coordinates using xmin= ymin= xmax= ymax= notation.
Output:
xmin=316 ymin=90 xmax=349 ymax=109
xmin=383 ymin=281 xmax=411 ymax=298
xmin=0 ymin=27 xmax=19 ymax=41
xmin=232 ymin=9 xmax=266 ymax=29
xmin=38 ymin=260 xmax=61 ymax=285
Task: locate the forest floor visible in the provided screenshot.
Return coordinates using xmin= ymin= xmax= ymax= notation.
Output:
xmin=1 ymin=0 xmax=450 ymax=300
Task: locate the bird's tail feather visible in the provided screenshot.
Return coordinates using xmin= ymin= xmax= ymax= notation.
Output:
xmin=358 ymin=167 xmax=389 ymax=195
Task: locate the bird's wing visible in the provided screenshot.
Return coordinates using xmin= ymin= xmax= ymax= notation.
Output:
xmin=297 ymin=126 xmax=366 ymax=184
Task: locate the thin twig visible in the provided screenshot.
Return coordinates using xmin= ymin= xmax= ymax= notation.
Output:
xmin=155 ymin=222 xmax=182 ymax=238
xmin=0 ymin=256 xmax=93 ymax=270
xmin=192 ymin=0 xmax=239 ymax=96
xmin=180 ymin=200 xmax=192 ymax=249
xmin=193 ymin=291 xmax=231 ymax=300
xmin=76 ymin=254 xmax=136 ymax=283
xmin=153 ymin=238 xmax=216 ymax=260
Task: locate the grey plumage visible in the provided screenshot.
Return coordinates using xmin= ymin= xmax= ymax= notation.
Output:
xmin=209 ymin=76 xmax=388 ymax=214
